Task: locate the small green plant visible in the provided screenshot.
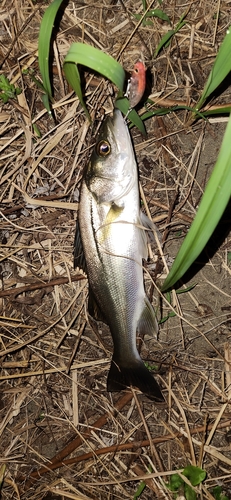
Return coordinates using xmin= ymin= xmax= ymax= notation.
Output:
xmin=211 ymin=485 xmax=229 ymax=500
xmin=132 ymin=0 xmax=170 ymax=27
xmin=0 ymin=75 xmax=21 ymax=103
xmin=166 ymin=465 xmax=206 ymax=500
xmin=144 ymin=361 xmax=159 ymax=371
xmin=133 ymin=478 xmax=146 ymax=499
xmin=154 ymin=10 xmax=187 ymax=57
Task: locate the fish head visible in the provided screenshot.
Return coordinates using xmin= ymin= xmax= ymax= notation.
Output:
xmin=86 ymin=110 xmax=137 ymax=204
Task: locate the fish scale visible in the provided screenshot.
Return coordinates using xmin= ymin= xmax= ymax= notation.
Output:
xmin=74 ymin=109 xmax=164 ymax=403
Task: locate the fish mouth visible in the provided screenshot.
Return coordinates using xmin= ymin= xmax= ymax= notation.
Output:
xmin=106 ymin=109 xmax=132 ymax=154
xmin=109 ymin=108 xmax=126 ymax=128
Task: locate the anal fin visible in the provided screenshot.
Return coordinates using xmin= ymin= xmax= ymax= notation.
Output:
xmin=137 ymin=296 xmax=159 ymax=337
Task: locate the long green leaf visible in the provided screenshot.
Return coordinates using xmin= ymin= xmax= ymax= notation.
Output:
xmin=146 ymin=9 xmax=170 ymax=22
xmin=154 ymin=29 xmax=175 ymax=57
xmin=154 ymin=11 xmax=187 ymax=57
xmin=64 ymin=43 xmax=125 ymax=91
xmin=63 ymin=43 xmax=125 ymax=121
xmin=133 ymin=9 xmax=170 ymax=24
xmin=203 ymin=105 xmax=231 ymax=116
xmin=63 ymin=61 xmax=90 ymax=119
xmin=38 ymin=0 xmax=63 ymax=103
xmin=162 ymin=114 xmax=231 ymax=292
xmin=196 ymin=26 xmax=231 ymax=111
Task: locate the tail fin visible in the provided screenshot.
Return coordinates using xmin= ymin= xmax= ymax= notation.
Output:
xmin=107 ymin=358 xmax=164 ymax=403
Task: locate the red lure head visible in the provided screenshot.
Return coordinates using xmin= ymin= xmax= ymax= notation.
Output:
xmin=126 ymin=61 xmax=146 ymax=109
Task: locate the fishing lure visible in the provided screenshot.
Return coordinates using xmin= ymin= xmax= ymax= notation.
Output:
xmin=125 ymin=61 xmax=146 ymax=109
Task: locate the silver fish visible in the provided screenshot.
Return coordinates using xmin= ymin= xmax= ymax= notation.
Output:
xmin=74 ymin=109 xmax=164 ymax=402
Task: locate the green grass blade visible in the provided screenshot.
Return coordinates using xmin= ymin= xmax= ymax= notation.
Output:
xmin=133 ymin=480 xmax=146 ymax=499
xmin=203 ymin=105 xmax=231 ymax=116
xmin=141 ymin=104 xmax=205 ymax=121
xmin=133 ymin=9 xmax=170 ymax=23
xmin=154 ymin=11 xmax=187 ymax=57
xmin=196 ymin=26 xmax=231 ymax=111
xmin=162 ymin=114 xmax=231 ymax=292
xmin=38 ymin=0 xmax=63 ymax=109
xmin=141 ymin=108 xmax=174 ymax=120
xmin=63 ymin=62 xmax=90 ymax=120
xmin=63 ymin=42 xmax=125 ymax=120
xmin=146 ymin=9 xmax=170 ymax=22
xmin=64 ymin=42 xmax=125 ymax=90
xmin=154 ymin=29 xmax=175 ymax=57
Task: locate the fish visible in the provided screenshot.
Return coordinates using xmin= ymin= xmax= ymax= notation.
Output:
xmin=125 ymin=61 xmax=146 ymax=109
xmin=74 ymin=109 xmax=164 ymax=402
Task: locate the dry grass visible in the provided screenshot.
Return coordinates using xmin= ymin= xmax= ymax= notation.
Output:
xmin=0 ymin=0 xmax=231 ymax=499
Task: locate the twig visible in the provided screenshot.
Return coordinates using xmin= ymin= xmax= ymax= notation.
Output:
xmin=20 ymin=392 xmax=133 ymax=490
xmin=19 ymin=417 xmax=231 ymax=488
xmin=0 ymin=273 xmax=86 ymax=298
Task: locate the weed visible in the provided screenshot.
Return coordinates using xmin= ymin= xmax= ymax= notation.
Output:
xmin=166 ymin=465 xmax=206 ymax=500
xmin=0 ymin=75 xmax=21 ymax=103
xmin=211 ymin=485 xmax=229 ymax=500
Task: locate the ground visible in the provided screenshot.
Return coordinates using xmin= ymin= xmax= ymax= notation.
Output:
xmin=0 ymin=1 xmax=231 ymax=499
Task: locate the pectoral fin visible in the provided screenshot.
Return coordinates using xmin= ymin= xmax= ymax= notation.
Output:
xmin=99 ymin=203 xmax=124 ymax=244
xmin=138 ymin=211 xmax=159 ymax=261
xmin=140 ymin=211 xmax=162 ymax=245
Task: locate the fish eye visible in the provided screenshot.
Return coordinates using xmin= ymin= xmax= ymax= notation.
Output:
xmin=96 ymin=140 xmax=111 ymax=157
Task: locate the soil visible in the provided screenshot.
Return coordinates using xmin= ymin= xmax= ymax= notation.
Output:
xmin=0 ymin=1 xmax=231 ymax=499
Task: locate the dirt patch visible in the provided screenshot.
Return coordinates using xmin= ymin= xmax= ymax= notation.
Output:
xmin=0 ymin=1 xmax=231 ymax=499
